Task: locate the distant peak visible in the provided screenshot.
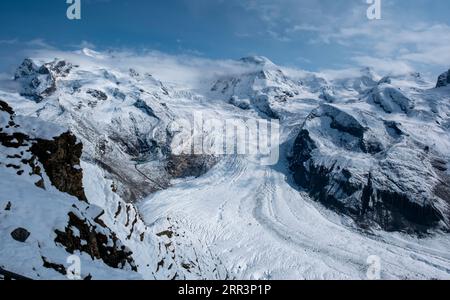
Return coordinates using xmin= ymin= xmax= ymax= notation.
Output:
xmin=359 ymin=66 xmax=375 ymax=77
xmin=239 ymin=56 xmax=275 ymax=67
xmin=14 ymin=58 xmax=39 ymax=80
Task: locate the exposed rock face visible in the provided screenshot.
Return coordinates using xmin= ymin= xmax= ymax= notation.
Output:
xmin=1 ymin=99 xmax=46 ymax=189
xmin=55 ymin=211 xmax=137 ymax=271
xmin=1 ymin=98 xmax=139 ymax=275
xmin=31 ymin=132 xmax=87 ymax=201
xmin=10 ymin=228 xmax=30 ymax=242
xmin=0 ymin=100 xmax=14 ymax=115
xmin=133 ymin=99 xmax=158 ymax=118
xmin=167 ymin=154 xmax=218 ymax=178
xmin=289 ymin=104 xmax=449 ymax=232
xmin=41 ymin=256 xmax=67 ymax=275
xmin=87 ymin=89 xmax=108 ymax=101
xmin=1 ymin=98 xmax=85 ymax=200
xmin=14 ymin=59 xmax=73 ymax=102
xmin=436 ymin=70 xmax=450 ymax=88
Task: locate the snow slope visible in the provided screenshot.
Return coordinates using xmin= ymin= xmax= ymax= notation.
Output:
xmin=1 ymin=49 xmax=449 ymax=279
xmin=140 ymin=114 xmax=450 ymax=280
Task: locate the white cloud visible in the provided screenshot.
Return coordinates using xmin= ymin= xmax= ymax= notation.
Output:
xmin=0 ymin=39 xmax=19 ymax=45
xmin=26 ymin=39 xmax=54 ymax=49
xmin=23 ymin=48 xmax=261 ymax=88
xmin=237 ymin=0 xmax=450 ymax=74
xmin=352 ymin=56 xmax=414 ymax=75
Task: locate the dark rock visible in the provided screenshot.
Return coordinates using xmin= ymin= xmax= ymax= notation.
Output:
xmin=84 ymin=274 xmax=92 ymax=280
xmin=156 ymin=230 xmax=174 ymax=239
xmin=166 ymin=154 xmax=218 ymax=179
xmin=42 ymin=257 xmax=66 ymax=275
xmin=133 ymin=99 xmax=158 ymax=119
xmin=1 ymin=99 xmax=87 ymax=200
xmin=290 ymin=140 xmax=444 ymax=232
xmin=87 ymin=89 xmax=108 ymax=101
xmin=30 ymin=132 xmax=87 ymax=201
xmin=436 ymin=69 xmax=450 ymax=88
xmin=0 ymin=131 xmax=28 ymax=148
xmin=0 ymin=99 xmax=14 ymax=115
xmin=55 ymin=212 xmax=137 ymax=271
xmin=289 ymin=105 xmax=448 ymax=233
xmin=45 ymin=60 xmax=73 ymax=78
xmin=5 ymin=201 xmax=11 ymax=211
xmin=34 ymin=179 xmax=45 ymax=189
xmin=11 ymin=228 xmax=30 ymax=242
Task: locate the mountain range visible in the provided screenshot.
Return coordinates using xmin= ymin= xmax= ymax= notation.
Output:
xmin=1 ymin=49 xmax=449 ymax=279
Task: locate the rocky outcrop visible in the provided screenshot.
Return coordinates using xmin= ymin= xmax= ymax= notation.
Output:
xmin=87 ymin=89 xmax=108 ymax=101
xmin=289 ymin=104 xmax=449 ymax=232
xmin=436 ymin=70 xmax=450 ymax=88
xmin=0 ymin=100 xmax=14 ymax=115
xmin=1 ymin=98 xmax=139 ymax=275
xmin=55 ymin=211 xmax=137 ymax=271
xmin=2 ymin=99 xmax=86 ymax=200
xmin=133 ymin=99 xmax=158 ymax=118
xmin=167 ymin=154 xmax=218 ymax=178
xmin=31 ymin=132 xmax=87 ymax=201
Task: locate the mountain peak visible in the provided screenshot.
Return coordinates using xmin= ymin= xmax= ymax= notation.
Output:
xmin=239 ymin=56 xmax=275 ymax=67
xmin=359 ymin=66 xmax=376 ymax=78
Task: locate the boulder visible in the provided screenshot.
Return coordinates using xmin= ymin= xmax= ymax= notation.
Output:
xmin=11 ymin=228 xmax=30 ymax=242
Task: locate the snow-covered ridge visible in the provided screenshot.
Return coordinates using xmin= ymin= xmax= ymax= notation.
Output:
xmin=0 ymin=100 xmax=139 ymax=279
xmin=1 ymin=49 xmax=450 ymax=279
xmin=8 ymin=55 xmax=220 ymax=202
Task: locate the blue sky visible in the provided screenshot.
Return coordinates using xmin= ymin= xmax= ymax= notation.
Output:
xmin=0 ymin=0 xmax=449 ymax=76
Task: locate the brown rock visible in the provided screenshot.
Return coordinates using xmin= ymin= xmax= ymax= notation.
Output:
xmin=31 ymin=132 xmax=87 ymax=201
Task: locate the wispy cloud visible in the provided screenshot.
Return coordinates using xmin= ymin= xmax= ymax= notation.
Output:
xmin=236 ymin=0 xmax=450 ymax=74
xmin=0 ymin=39 xmax=19 ymax=45
xmin=26 ymin=39 xmax=55 ymax=49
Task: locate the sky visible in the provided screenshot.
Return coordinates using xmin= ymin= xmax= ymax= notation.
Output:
xmin=0 ymin=0 xmax=450 ymax=77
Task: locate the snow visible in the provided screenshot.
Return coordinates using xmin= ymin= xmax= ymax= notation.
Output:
xmin=0 ymin=172 xmax=142 ymax=280
xmin=140 ymin=154 xmax=450 ymax=279
xmin=1 ymin=49 xmax=450 ymax=279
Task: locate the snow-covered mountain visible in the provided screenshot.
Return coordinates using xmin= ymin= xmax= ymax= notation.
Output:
xmin=9 ymin=55 xmax=218 ymax=202
xmin=289 ymin=71 xmax=450 ymax=232
xmin=210 ymin=56 xmax=303 ymax=118
xmin=0 ymin=100 xmax=139 ymax=279
xmin=1 ymin=49 xmax=450 ymax=279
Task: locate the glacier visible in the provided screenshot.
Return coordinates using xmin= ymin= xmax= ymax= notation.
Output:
xmin=0 ymin=49 xmax=449 ymax=280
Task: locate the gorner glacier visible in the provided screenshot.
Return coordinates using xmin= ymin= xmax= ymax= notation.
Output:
xmin=0 ymin=49 xmax=449 ymax=280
